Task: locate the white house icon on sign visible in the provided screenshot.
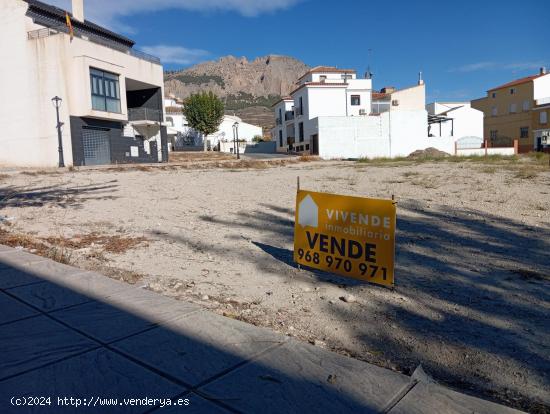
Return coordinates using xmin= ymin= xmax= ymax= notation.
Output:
xmin=298 ymin=195 xmax=318 ymax=228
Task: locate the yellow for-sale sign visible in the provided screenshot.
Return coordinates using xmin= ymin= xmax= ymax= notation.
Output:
xmin=294 ymin=190 xmax=396 ymax=287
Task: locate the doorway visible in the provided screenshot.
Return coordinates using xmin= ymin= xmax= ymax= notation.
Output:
xmin=82 ymin=126 xmax=111 ymax=165
xmin=311 ymin=134 xmax=319 ymax=155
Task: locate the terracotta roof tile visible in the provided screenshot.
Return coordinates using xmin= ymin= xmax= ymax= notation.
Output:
xmin=488 ymin=73 xmax=547 ymax=92
xmin=372 ymin=92 xmax=390 ymax=100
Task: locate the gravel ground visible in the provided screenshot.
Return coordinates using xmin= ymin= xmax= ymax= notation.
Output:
xmin=1 ymin=158 xmax=549 ymax=412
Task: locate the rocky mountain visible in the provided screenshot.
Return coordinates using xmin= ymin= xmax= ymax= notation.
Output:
xmin=164 ymin=55 xmax=310 ymax=134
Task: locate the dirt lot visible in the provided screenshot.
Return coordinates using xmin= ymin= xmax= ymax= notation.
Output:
xmin=1 ymin=155 xmax=549 ymax=412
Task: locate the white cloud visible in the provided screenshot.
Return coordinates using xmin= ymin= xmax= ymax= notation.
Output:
xmin=46 ymin=0 xmax=301 ymax=29
xmin=141 ymin=45 xmax=209 ymax=65
xmin=448 ymin=62 xmax=497 ymax=73
xmin=449 ymin=61 xmax=548 ymax=73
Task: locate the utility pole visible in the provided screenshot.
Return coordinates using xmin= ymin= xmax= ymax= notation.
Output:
xmin=51 ymin=96 xmax=65 ymax=168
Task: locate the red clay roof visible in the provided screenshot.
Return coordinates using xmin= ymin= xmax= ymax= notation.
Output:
xmin=298 ymin=66 xmax=356 ymax=80
xmin=488 ymin=73 xmax=546 ymax=92
xmin=372 ymin=92 xmax=390 ymax=100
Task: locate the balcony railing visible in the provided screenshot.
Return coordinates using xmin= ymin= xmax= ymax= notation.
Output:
xmin=285 ymin=111 xmax=295 ymax=121
xmin=371 ymin=102 xmax=391 ymax=115
xmin=27 ymin=26 xmax=161 ymax=65
xmin=128 ymin=108 xmax=163 ymax=122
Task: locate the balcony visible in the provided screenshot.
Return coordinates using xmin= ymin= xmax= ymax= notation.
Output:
xmin=371 ymin=102 xmax=391 ymax=115
xmin=276 ymin=117 xmax=282 ymax=126
xmin=285 ymin=111 xmax=295 ymax=121
xmin=27 ymin=26 xmax=161 ymax=65
xmin=128 ymin=108 xmax=163 ymax=124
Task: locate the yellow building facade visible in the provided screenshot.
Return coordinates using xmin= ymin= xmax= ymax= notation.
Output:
xmin=471 ymin=70 xmax=550 ymax=152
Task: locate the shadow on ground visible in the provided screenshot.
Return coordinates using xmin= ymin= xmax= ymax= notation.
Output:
xmin=0 ymin=181 xmax=119 ymax=209
xmin=152 ymin=200 xmax=550 ymax=412
xmin=0 ymin=253 xmax=397 ymax=414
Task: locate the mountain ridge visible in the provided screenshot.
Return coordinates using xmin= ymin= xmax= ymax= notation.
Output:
xmin=164 ymin=55 xmax=310 ymax=134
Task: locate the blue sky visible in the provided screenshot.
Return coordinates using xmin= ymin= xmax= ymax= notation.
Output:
xmin=50 ymin=0 xmax=549 ymax=101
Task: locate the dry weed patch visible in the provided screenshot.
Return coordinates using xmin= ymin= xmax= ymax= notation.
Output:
xmin=44 ymin=233 xmax=148 ymax=254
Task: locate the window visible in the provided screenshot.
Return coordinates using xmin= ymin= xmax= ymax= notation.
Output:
xmin=490 ymin=130 xmax=498 ymax=139
xmin=520 ymin=127 xmax=529 ymax=138
xmin=279 ymin=130 xmax=283 ymax=147
xmin=522 ymin=100 xmax=530 ymax=111
xmin=491 ymin=92 xmax=496 ymax=98
xmin=90 ymin=68 xmax=121 ymax=113
xmin=319 ymin=75 xmax=327 ymax=82
xmin=299 ymin=97 xmax=303 ymax=116
xmin=351 ymin=95 xmax=361 ymax=106
xmin=305 ymin=144 xmax=310 ymax=151
xmin=509 ymin=103 xmax=517 ymax=113
xmin=299 ymin=122 xmax=304 ymax=142
xmin=541 ymin=111 xmax=548 ymax=124
xmin=510 ymin=88 xmax=515 ymax=95
xmin=341 ymin=74 xmax=353 ymax=80
xmin=491 ymin=106 xmax=498 ymax=116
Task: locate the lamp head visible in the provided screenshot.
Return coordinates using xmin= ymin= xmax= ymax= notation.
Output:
xmin=51 ymin=96 xmax=62 ymax=108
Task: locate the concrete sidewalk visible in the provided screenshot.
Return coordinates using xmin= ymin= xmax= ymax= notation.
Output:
xmin=0 ymin=245 xmax=523 ymax=413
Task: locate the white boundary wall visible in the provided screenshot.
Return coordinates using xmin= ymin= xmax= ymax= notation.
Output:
xmin=316 ymin=111 xmax=456 ymax=159
xmin=456 ymin=148 xmax=515 ymax=156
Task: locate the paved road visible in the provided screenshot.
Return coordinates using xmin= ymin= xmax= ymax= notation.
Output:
xmin=0 ymin=245 xmax=523 ymax=413
xmin=241 ymin=153 xmax=297 ymax=160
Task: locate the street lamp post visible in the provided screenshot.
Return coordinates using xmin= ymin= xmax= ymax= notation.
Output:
xmin=51 ymin=96 xmax=65 ymax=168
xmin=233 ymin=121 xmax=240 ymax=160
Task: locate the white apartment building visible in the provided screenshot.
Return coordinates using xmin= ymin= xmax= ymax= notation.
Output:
xmin=426 ymin=102 xmax=483 ymax=139
xmin=0 ymin=0 xmax=168 ymax=167
xmin=272 ymin=67 xmax=373 ymax=154
xmin=272 ymin=66 xmax=458 ymax=158
xmin=164 ymin=99 xmax=263 ymax=153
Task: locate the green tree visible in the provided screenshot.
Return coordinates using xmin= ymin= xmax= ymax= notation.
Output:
xmin=182 ymin=92 xmax=224 ymax=151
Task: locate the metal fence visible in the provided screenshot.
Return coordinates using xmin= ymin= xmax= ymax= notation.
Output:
xmin=128 ymin=108 xmax=163 ymax=122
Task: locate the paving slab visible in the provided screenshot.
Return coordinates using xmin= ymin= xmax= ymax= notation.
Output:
xmin=0 ymin=315 xmax=97 ymax=380
xmin=0 ymin=249 xmax=48 ymax=269
xmin=6 ymin=281 xmax=94 ymax=312
xmin=50 ymin=289 xmax=198 ymax=343
xmin=49 ymin=300 xmax=160 ymax=344
xmin=154 ymin=393 xmax=233 ymax=413
xmin=0 ymin=265 xmax=46 ymax=289
xmin=388 ymin=381 xmax=524 ymax=414
xmin=0 ymin=244 xmax=14 ymax=253
xmin=112 ymin=310 xmax=287 ymax=387
xmin=199 ymin=339 xmax=410 ymax=414
xmin=0 ymin=348 xmax=184 ymax=414
xmin=0 ymin=291 xmax=39 ymax=325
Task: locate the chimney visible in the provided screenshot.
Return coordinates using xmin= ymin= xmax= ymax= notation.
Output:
xmin=72 ymin=0 xmax=84 ymax=21
xmin=541 ymin=67 xmax=547 ymax=75
xmin=418 ymin=71 xmax=424 ymax=85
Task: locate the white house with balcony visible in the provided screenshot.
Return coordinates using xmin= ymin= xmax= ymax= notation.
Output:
xmin=0 ymin=0 xmax=168 ymax=167
xmin=164 ymin=98 xmax=263 ymax=153
xmin=272 ymin=66 xmax=460 ymax=159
